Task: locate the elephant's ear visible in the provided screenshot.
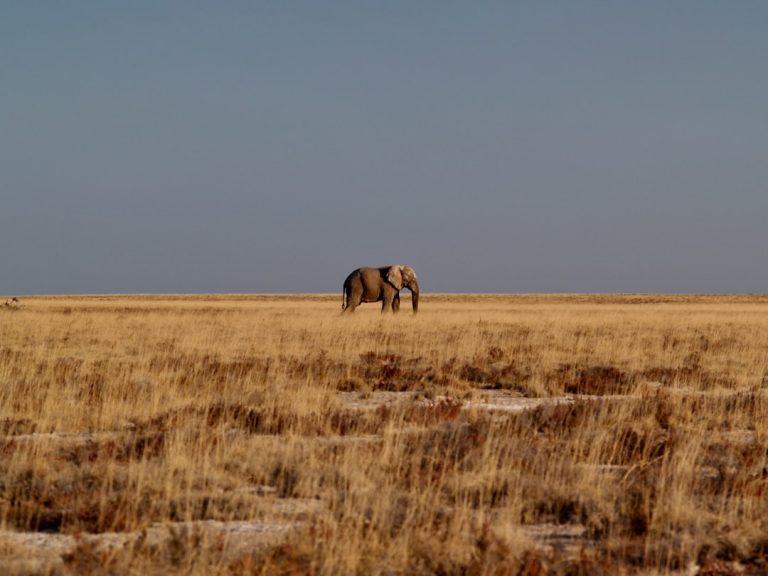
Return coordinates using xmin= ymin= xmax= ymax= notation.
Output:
xmin=387 ymin=266 xmax=404 ymax=289
xmin=401 ymin=266 xmax=417 ymax=284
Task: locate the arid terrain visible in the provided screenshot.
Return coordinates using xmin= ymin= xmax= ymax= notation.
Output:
xmin=1 ymin=294 xmax=767 ymax=575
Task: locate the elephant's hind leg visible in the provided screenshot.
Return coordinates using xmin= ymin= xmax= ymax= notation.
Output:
xmin=344 ymin=288 xmax=363 ymax=313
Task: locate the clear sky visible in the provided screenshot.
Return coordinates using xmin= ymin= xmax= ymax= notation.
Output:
xmin=2 ymin=2 xmax=766 ymax=294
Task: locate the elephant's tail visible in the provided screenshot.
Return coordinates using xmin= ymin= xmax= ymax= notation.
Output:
xmin=341 ymin=286 xmax=347 ymax=311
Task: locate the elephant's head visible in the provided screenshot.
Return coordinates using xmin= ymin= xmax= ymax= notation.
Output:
xmin=386 ymin=265 xmax=419 ymax=313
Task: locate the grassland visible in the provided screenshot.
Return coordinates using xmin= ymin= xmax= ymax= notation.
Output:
xmin=1 ymin=294 xmax=767 ymax=575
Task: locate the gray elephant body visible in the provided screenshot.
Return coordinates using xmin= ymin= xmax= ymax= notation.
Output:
xmin=342 ymin=265 xmax=419 ymax=314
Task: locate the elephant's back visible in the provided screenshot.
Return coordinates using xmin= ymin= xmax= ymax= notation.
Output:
xmin=343 ymin=268 xmax=362 ymax=287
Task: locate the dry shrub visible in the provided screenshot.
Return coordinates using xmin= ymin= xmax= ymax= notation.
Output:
xmin=550 ymin=364 xmax=630 ymax=395
xmin=335 ymin=376 xmax=369 ymax=393
xmin=357 ymin=351 xmax=438 ymax=391
xmin=459 ymin=361 xmax=533 ymax=393
xmin=0 ymin=418 xmax=36 ymax=436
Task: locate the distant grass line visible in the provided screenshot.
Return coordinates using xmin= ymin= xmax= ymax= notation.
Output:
xmin=8 ymin=292 xmax=768 ymax=305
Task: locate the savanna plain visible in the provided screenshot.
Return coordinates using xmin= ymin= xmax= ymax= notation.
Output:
xmin=1 ymin=294 xmax=768 ymax=575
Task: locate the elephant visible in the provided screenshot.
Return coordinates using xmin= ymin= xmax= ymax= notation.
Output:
xmin=342 ymin=265 xmax=419 ymax=314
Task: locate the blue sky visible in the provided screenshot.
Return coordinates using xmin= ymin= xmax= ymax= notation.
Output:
xmin=2 ymin=2 xmax=767 ymax=293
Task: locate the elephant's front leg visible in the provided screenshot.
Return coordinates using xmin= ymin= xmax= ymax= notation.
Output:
xmin=381 ymin=290 xmax=396 ymax=313
xmin=392 ymin=293 xmax=401 ymax=313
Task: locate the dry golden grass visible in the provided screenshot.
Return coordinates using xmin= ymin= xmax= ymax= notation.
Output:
xmin=1 ymin=294 xmax=768 ymax=575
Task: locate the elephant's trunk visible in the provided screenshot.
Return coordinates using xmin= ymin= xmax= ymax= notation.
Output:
xmin=409 ymin=281 xmax=419 ymax=314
